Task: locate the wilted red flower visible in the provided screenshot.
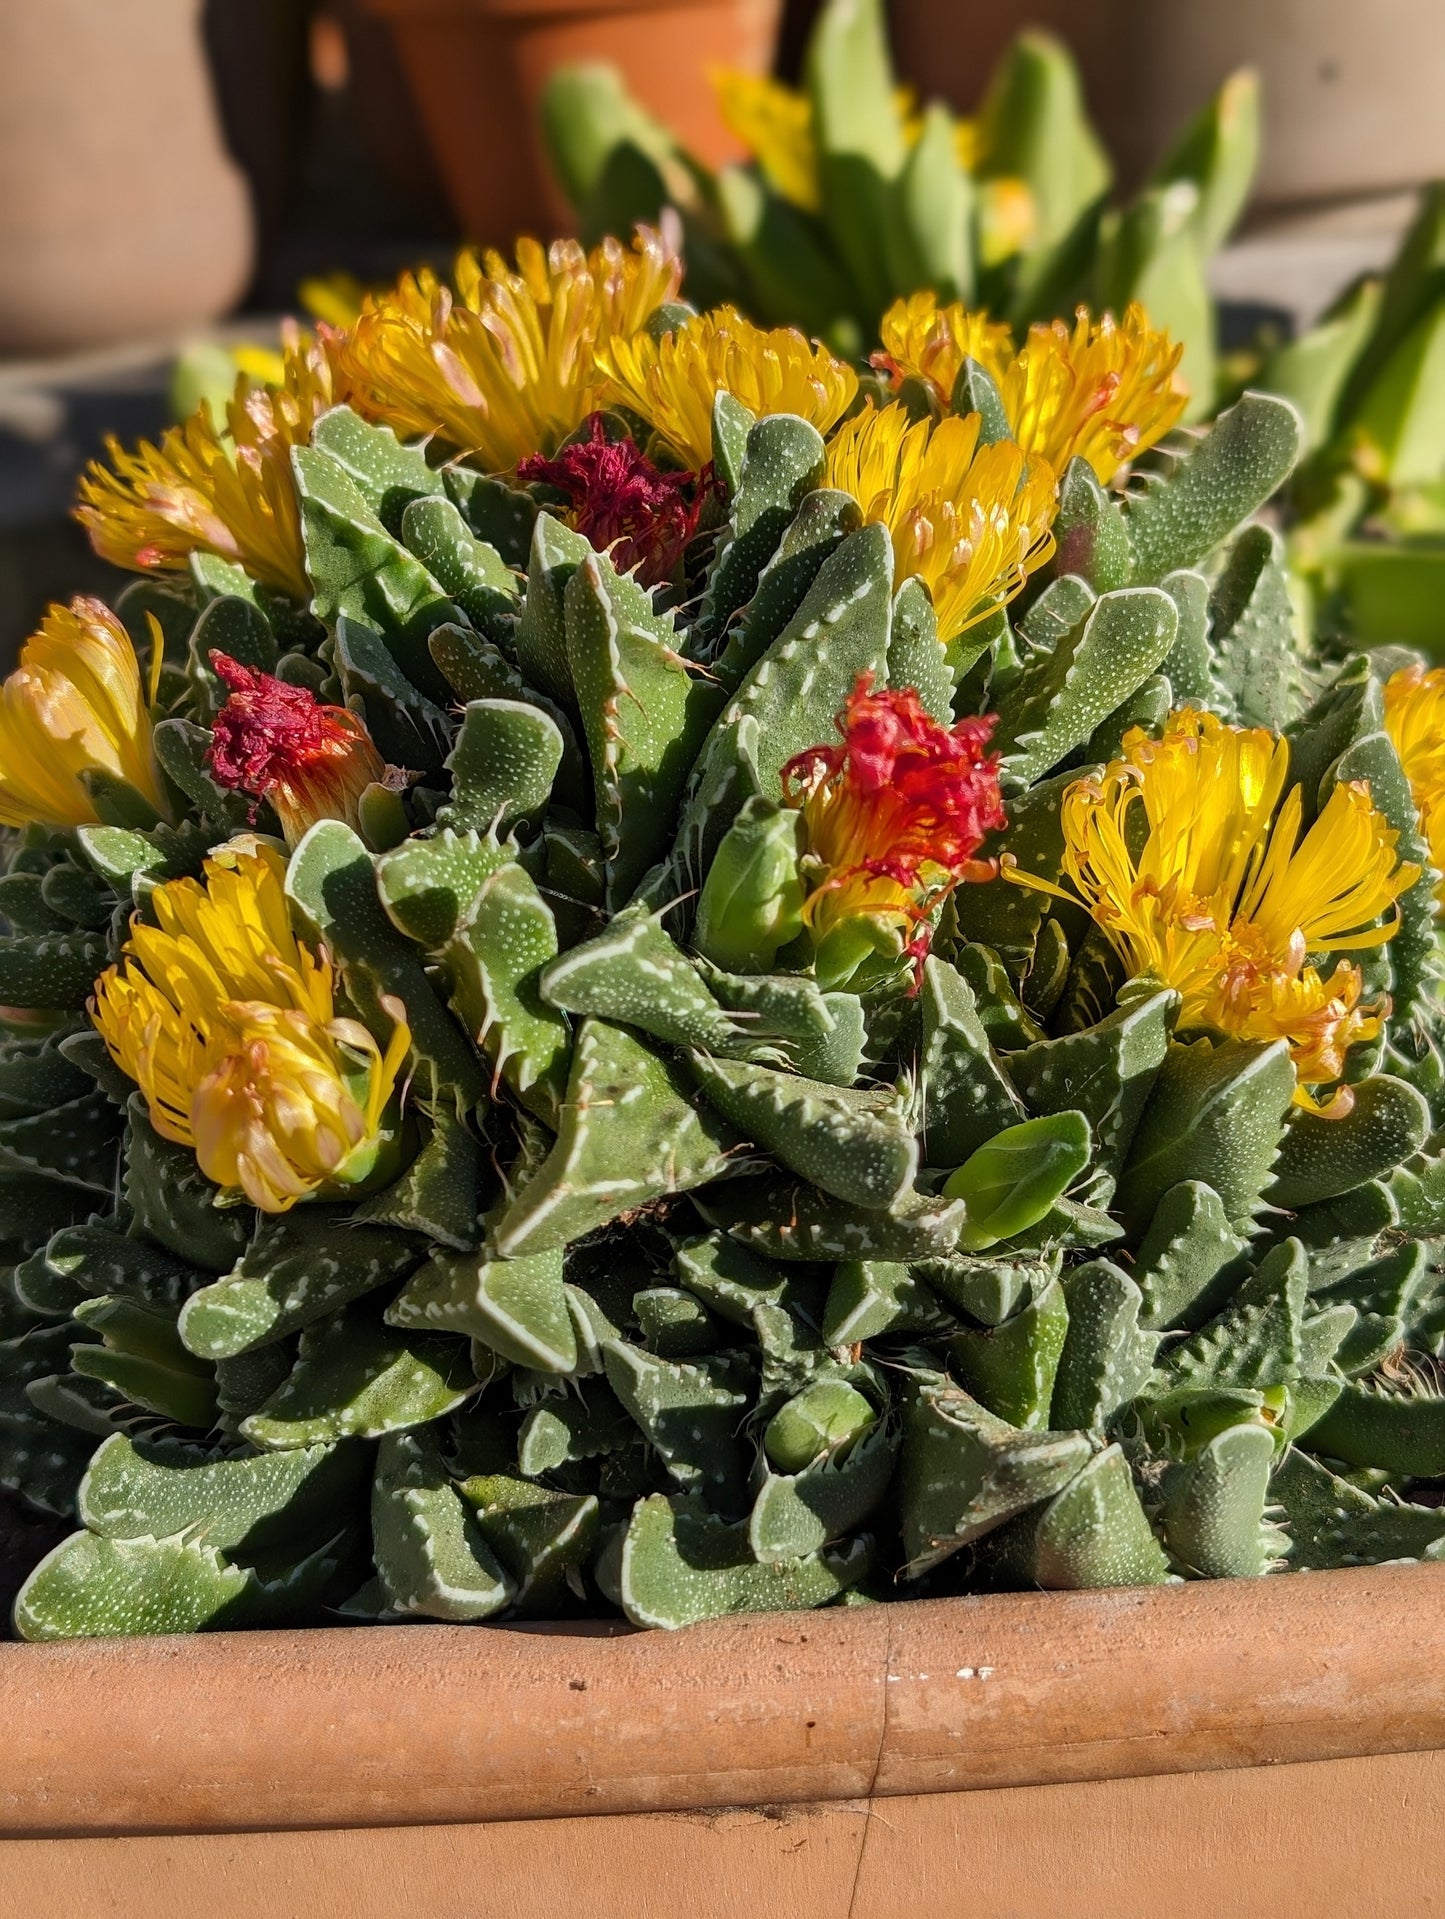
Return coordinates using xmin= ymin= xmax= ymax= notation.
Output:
xmin=782 ymin=675 xmax=1005 ymax=986
xmin=206 ymin=652 xmax=388 ymax=846
xmin=517 ymin=413 xmax=713 ymax=587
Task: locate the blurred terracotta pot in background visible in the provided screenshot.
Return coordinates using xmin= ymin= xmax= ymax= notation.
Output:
xmin=891 ymin=0 xmax=1445 ymax=215
xmin=360 ymin=0 xmax=782 ymax=246
xmin=0 ymin=0 xmax=254 ymax=357
xmin=1104 ymin=0 xmax=1445 ymax=213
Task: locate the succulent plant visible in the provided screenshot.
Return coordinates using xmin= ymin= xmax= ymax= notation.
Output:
xmin=542 ymin=0 xmax=1259 ymax=413
xmin=4 ymin=224 xmax=1445 ymax=1644
xmin=1260 ymin=182 xmax=1445 ymax=656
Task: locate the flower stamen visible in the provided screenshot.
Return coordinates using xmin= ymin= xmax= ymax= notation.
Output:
xmin=782 ymin=674 xmax=1005 ymax=989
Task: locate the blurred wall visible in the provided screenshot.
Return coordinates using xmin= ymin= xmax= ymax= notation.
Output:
xmin=889 ymin=0 xmax=1445 ymax=214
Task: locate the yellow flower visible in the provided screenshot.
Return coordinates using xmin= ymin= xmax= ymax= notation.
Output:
xmin=299 ymin=271 xmax=368 ymax=331
xmin=92 ymin=845 xmax=409 ymax=1212
xmin=0 ymin=598 xmax=165 ymax=830
xmin=1384 ymin=664 xmax=1445 ymax=900
xmin=714 ymin=69 xmax=822 ymax=211
xmin=598 ymin=306 xmax=859 ymax=469
xmin=229 ymin=343 xmax=288 ymax=388
xmin=823 ymin=402 xmax=1057 ymax=641
xmin=976 ymin=177 xmax=1038 ymax=268
xmin=712 ymin=70 xmax=975 ymax=216
xmin=340 ymin=230 xmax=683 ymax=472
xmin=875 ymin=297 xmax=1187 ymax=485
xmin=76 ymin=326 xmax=337 ymax=601
xmin=1038 ymin=710 xmax=1418 ymax=1112
xmin=875 ymin=291 xmax=1013 ymax=403
xmin=998 ymin=306 xmax=1188 ymax=484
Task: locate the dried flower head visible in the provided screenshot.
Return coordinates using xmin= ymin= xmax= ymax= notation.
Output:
xmin=206 ymin=654 xmax=390 ymax=847
xmin=517 ymin=415 xmax=714 ymax=588
xmin=783 ymin=674 xmax=1005 ymax=987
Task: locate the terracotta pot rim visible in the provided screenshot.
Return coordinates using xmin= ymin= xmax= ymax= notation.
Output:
xmin=359 ymin=0 xmax=744 ymax=19
xmin=4 ymin=1563 xmax=1445 ymax=1840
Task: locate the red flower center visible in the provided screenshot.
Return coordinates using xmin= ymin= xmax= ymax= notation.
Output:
xmin=205 ymin=653 xmax=386 ymax=842
xmin=517 ymin=413 xmax=713 ymax=588
xmin=782 ymin=674 xmax=1006 ymax=979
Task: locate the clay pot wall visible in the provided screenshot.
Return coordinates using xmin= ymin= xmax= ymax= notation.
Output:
xmin=360 ymin=0 xmax=783 ymax=244
xmin=4 ymin=1754 xmax=1443 ymax=1919
xmin=2 ymin=1565 xmax=1443 ymax=1915
xmin=0 ymin=0 xmax=254 ymax=356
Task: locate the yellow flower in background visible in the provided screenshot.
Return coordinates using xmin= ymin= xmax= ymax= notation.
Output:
xmin=76 ymin=326 xmax=337 ymax=601
xmin=92 ymin=845 xmax=409 ymax=1212
xmin=228 ymin=343 xmax=289 ymax=389
xmin=824 ymin=402 xmax=1056 ymax=641
xmin=712 ymin=69 xmax=975 ymax=216
xmin=976 ymin=177 xmax=1039 ymax=269
xmin=1384 ymin=664 xmax=1445 ymax=900
xmin=298 ymin=271 xmax=368 ymax=332
xmin=714 ymin=70 xmax=822 ymax=211
xmin=1039 ymin=710 xmax=1417 ymax=1112
xmin=340 ymin=230 xmax=683 ymax=472
xmin=875 ymin=297 xmax=1187 ymax=485
xmin=0 ymin=598 xmax=165 ymax=830
xmin=875 ymin=291 xmax=1014 ymax=403
xmin=598 ymin=307 xmax=858 ymax=470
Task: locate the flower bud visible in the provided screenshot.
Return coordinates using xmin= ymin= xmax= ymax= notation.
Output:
xmin=692 ymin=797 xmax=807 ymax=975
xmin=764 ymin=1381 xmax=877 ymax=1472
xmin=0 ymin=598 xmax=165 ymax=830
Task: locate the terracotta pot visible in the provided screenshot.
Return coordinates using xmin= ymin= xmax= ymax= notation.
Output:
xmin=891 ymin=0 xmax=1445 ymax=217
xmin=2 ymin=1566 xmax=1444 ymax=1915
xmin=358 ymin=0 xmax=783 ymax=245
xmin=0 ymin=0 xmax=255 ymax=357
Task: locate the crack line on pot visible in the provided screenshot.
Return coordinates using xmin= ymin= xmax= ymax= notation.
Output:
xmin=844 ymin=1610 xmax=900 ymax=1918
